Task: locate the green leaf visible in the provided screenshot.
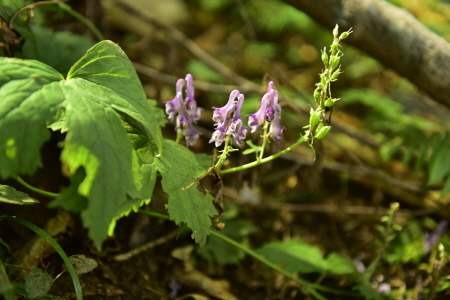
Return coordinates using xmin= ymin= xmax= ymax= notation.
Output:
xmin=414 ymin=136 xmax=432 ymax=173
xmin=427 ymin=138 xmax=450 ymax=186
xmin=379 ymin=138 xmax=402 ymax=162
xmin=257 ymin=240 xmax=327 ymax=274
xmin=199 ymin=216 xmax=257 ymax=265
xmin=0 ymin=185 xmax=39 ymax=205
xmin=48 ymin=168 xmax=87 ymax=213
xmin=384 ymin=219 xmax=425 ymax=264
xmin=1 ymin=41 xmax=164 ymax=250
xmin=0 ymin=59 xmax=64 ymax=178
xmin=67 ymin=40 xmax=163 ymax=156
xmin=257 ymin=239 xmax=358 ymax=276
xmin=353 ymin=280 xmax=383 ymax=300
xmin=156 ymin=140 xmax=217 ymax=246
xmin=0 ymin=257 xmax=16 ymax=300
xmin=441 ymin=176 xmax=450 ymax=198
xmin=25 ymin=268 xmax=53 ymax=299
xmin=325 ymin=252 xmax=358 ymax=276
xmin=148 ymin=99 xmax=168 ymax=127
xmin=21 ymin=26 xmax=96 ymax=75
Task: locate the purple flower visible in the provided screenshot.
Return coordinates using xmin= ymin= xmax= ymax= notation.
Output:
xmin=227 ymin=94 xmax=248 ymax=145
xmin=212 ymin=90 xmax=240 ymax=125
xmin=425 ymin=220 xmax=448 ymax=253
xmin=165 ymin=79 xmax=185 ymax=122
xmin=268 ymin=103 xmax=285 ymax=142
xmin=210 ymin=91 xmax=248 ymax=147
xmin=247 ymin=92 xmax=270 ymax=133
xmin=247 ymin=81 xmax=285 ymax=141
xmin=164 ymin=74 xmax=202 ymax=147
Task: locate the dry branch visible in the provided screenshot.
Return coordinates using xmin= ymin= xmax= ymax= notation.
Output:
xmin=282 ymin=0 xmax=450 ymax=108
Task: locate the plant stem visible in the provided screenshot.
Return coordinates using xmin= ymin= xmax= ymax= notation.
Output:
xmin=9 ymin=0 xmax=64 ymax=29
xmin=139 ymin=210 xmax=360 ymax=298
xmin=215 ymin=135 xmax=232 ymax=167
xmin=209 ymin=230 xmax=327 ymax=300
xmin=57 ymin=2 xmax=105 ymax=41
xmin=0 ymin=216 xmax=83 ymax=300
xmin=14 ymin=176 xmax=59 ymax=198
xmin=258 ymin=121 xmax=269 ymax=161
xmin=218 ymin=135 xmax=306 ymax=174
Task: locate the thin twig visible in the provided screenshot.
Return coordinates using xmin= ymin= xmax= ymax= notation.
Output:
xmin=9 ymin=0 xmax=65 ymax=30
xmin=133 ymin=62 xmax=248 ymax=93
xmin=113 ymin=229 xmax=179 ymax=261
xmin=111 ymin=0 xmax=260 ymax=92
xmin=182 ymin=166 xmax=215 ymax=191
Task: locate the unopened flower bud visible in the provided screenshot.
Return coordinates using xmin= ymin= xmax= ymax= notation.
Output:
xmin=339 ymin=31 xmax=350 ymax=40
xmin=333 ymin=24 xmax=339 ymax=38
xmin=331 ymin=69 xmax=341 ymax=81
xmin=315 ymin=125 xmax=331 ymax=139
xmin=321 ymin=48 xmax=328 ymax=64
xmin=324 ymin=98 xmax=334 ymax=107
xmin=309 ymin=109 xmax=322 ymax=127
xmin=313 ymin=88 xmax=320 ymax=100
xmin=330 ymin=56 xmax=340 ymax=69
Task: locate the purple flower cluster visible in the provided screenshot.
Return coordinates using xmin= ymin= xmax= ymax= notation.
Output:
xmin=165 ymin=74 xmax=202 ymax=147
xmin=247 ymin=81 xmax=285 ymax=142
xmin=209 ymin=90 xmax=248 ymax=147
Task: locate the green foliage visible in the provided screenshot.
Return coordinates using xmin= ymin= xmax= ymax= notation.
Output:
xmin=0 ymin=59 xmax=64 ymax=177
xmin=0 ymin=0 xmax=37 ymax=56
xmin=156 ymin=140 xmax=217 ymax=246
xmin=257 ymin=239 xmax=358 ymax=276
xmin=0 ymin=256 xmax=16 ymax=300
xmin=20 ymin=26 xmax=96 ymax=75
xmin=0 ymin=184 xmax=39 ymax=205
xmin=24 ymin=268 xmax=53 ymax=299
xmin=384 ymin=219 xmax=426 ymax=264
xmin=199 ymin=207 xmax=257 ymax=265
xmin=0 ymin=41 xmax=164 ymax=249
xmin=340 ymin=88 xmax=436 ymax=132
xmin=342 ymin=88 xmax=450 ymax=197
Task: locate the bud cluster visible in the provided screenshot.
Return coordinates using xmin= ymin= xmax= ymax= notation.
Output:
xmin=306 ymin=25 xmax=352 ymax=142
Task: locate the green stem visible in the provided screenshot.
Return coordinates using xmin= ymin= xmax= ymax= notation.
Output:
xmin=57 ymin=2 xmax=105 ymax=41
xmin=209 ymin=230 xmax=326 ymax=300
xmin=215 ymin=135 xmax=232 ymax=167
xmin=0 ymin=216 xmax=83 ymax=300
xmin=218 ymin=135 xmax=306 ymax=174
xmin=175 ymin=129 xmax=183 ymax=144
xmin=258 ymin=121 xmax=269 ymax=161
xmin=139 ymin=210 xmax=360 ymax=298
xmin=15 ymin=176 xmax=59 ymax=198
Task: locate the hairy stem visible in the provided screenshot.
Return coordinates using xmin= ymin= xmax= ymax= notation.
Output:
xmin=218 ymin=136 xmax=306 ymax=174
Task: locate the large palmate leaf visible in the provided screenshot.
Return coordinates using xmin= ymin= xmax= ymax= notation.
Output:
xmin=0 ymin=41 xmax=163 ymax=249
xmin=0 ymin=60 xmax=64 ymax=178
xmin=156 ymin=140 xmax=217 ymax=246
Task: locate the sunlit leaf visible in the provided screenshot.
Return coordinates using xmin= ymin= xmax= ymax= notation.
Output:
xmin=0 ymin=41 xmax=163 ymax=250
xmin=0 ymin=60 xmax=64 ymax=178
xmin=156 ymin=140 xmax=217 ymax=246
xmin=0 ymin=185 xmax=39 ymax=205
